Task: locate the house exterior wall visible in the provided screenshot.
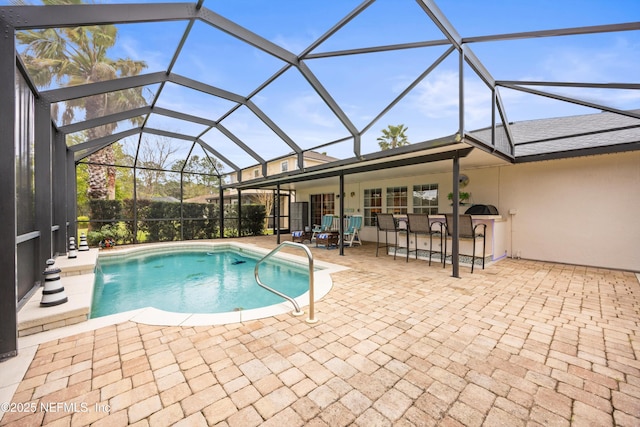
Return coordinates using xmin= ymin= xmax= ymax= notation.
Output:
xmin=498 ymin=151 xmax=640 ymax=272
xmin=229 ymin=157 xmax=330 ymax=183
xmin=295 ymin=151 xmax=640 ymax=272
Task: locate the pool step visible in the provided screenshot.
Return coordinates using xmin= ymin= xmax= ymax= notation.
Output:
xmin=17 ymin=249 xmax=98 ymax=337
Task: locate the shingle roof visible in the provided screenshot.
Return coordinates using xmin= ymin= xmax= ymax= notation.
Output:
xmin=469 ymin=110 xmax=640 ymax=159
xmin=302 ymin=151 xmax=339 ymax=163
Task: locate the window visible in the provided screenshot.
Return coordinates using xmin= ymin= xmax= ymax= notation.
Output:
xmin=310 ymin=193 xmax=335 ymax=227
xmin=281 ymin=160 xmax=288 ymax=172
xmin=363 ymin=188 xmax=382 ymax=226
xmin=413 ymin=184 xmax=439 ymax=214
xmin=253 ymin=169 xmax=260 ymax=178
xmin=386 ymin=186 xmax=407 ymax=214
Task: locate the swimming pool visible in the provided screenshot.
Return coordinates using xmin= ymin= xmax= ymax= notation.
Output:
xmin=90 ymin=242 xmax=344 ymax=325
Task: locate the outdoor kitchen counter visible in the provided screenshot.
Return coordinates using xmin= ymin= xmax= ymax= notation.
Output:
xmin=396 ymin=214 xmax=507 ymax=263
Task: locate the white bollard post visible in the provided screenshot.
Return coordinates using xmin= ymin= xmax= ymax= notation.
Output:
xmin=78 ymin=233 xmax=89 ymax=251
xmin=68 ymin=237 xmax=77 ymax=259
xmin=40 ymin=258 xmax=68 ymax=307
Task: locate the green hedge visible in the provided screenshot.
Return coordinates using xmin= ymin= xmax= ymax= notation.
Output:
xmin=88 ymin=200 xmax=121 ymax=231
xmin=182 ymin=203 xmax=217 ymax=240
xmin=88 ymin=199 xmax=269 ymax=244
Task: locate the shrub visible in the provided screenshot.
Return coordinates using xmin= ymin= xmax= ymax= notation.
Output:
xmin=242 ymin=204 xmax=266 ymax=236
xmin=87 ymin=223 xmax=129 ymax=247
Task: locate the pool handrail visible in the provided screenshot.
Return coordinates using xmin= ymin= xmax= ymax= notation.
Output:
xmin=254 ymin=241 xmax=317 ymax=323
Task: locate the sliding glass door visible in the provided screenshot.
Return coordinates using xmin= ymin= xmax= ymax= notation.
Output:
xmin=310 ymin=193 xmax=335 ymax=228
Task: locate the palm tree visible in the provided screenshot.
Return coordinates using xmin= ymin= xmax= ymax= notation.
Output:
xmin=16 ymin=0 xmax=148 ymax=200
xmin=377 ymin=124 xmax=410 ymax=150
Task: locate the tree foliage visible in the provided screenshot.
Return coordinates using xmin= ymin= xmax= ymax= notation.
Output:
xmin=173 ymin=153 xmax=223 ymax=199
xmin=16 ymin=0 xmax=148 ymax=200
xmin=135 ymin=135 xmax=180 ymax=199
xmin=377 ymin=124 xmax=410 ymax=150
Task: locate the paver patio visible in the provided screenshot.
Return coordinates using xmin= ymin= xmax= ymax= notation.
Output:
xmin=1 ymin=235 xmax=639 ymax=426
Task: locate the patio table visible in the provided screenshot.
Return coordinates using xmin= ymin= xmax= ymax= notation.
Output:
xmin=291 ymin=231 xmax=312 ymax=243
xmin=315 ymin=232 xmax=340 ymax=249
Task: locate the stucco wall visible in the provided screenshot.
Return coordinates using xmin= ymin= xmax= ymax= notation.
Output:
xmin=498 ymin=152 xmax=640 ymax=272
xmin=296 ymin=151 xmax=640 ymax=272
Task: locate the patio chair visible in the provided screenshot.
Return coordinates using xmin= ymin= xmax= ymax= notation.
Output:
xmin=405 ymin=213 xmax=445 ymax=267
xmin=444 ymin=214 xmax=486 ymax=273
xmin=375 ymin=213 xmax=400 ymax=259
xmin=343 ymin=215 xmax=363 ymax=247
xmin=311 ymin=214 xmax=334 ymax=241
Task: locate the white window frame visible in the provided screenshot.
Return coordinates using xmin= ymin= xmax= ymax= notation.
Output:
xmin=386 ymin=186 xmax=408 ymax=215
xmin=363 ymin=188 xmax=382 ymax=227
xmin=412 ymin=183 xmax=439 ymax=214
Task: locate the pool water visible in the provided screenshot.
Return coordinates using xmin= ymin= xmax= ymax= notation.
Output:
xmin=91 ymin=249 xmax=311 ymax=318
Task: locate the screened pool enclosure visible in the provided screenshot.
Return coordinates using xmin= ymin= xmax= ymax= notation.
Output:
xmin=2 ymin=1 xmax=638 ymax=359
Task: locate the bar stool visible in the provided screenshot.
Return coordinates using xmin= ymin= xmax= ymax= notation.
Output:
xmin=405 ymin=213 xmax=446 ymax=266
xmin=375 ymin=213 xmax=400 ymax=259
xmin=444 ymin=214 xmax=486 ymax=273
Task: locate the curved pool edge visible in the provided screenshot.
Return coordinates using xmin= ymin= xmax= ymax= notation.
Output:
xmin=93 ymin=241 xmax=349 ymax=326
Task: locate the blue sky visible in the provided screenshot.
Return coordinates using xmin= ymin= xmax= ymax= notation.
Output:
xmin=7 ymin=0 xmax=640 ymax=170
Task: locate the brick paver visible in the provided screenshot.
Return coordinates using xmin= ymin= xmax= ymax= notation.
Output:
xmin=2 ymin=236 xmax=639 ymax=426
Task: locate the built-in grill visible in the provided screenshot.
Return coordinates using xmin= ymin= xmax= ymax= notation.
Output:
xmin=464 ymin=204 xmax=499 ymax=215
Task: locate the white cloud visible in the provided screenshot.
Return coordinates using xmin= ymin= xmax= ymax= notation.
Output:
xmin=410 ymin=70 xmax=493 ymax=129
xmin=542 ymin=36 xmax=637 ymax=84
xmin=285 ymin=94 xmax=337 ymax=128
xmin=271 ymin=33 xmax=317 ymax=55
xmin=117 ymin=34 xmax=169 ymax=74
xmin=412 ymin=71 xmax=458 ymax=118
